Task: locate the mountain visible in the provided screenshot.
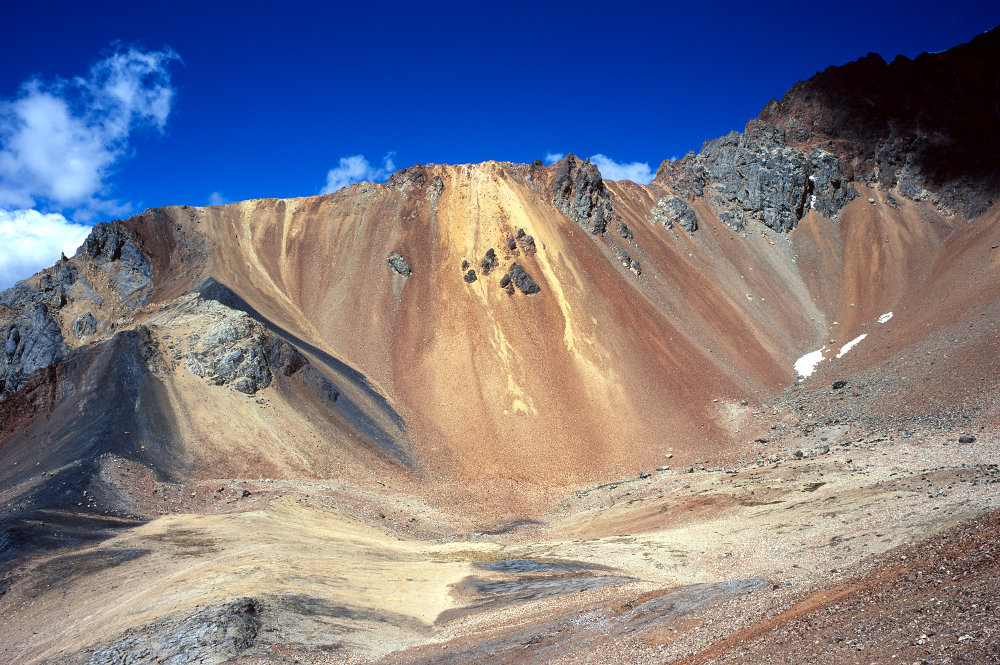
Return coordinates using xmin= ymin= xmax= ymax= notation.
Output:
xmin=1 ymin=27 xmax=999 ymax=665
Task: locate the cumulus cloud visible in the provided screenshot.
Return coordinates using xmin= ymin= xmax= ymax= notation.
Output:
xmin=320 ymin=152 xmax=396 ymax=194
xmin=544 ymin=152 xmax=565 ymax=165
xmin=0 ymin=209 xmax=91 ymax=289
xmin=588 ymin=154 xmax=653 ymax=184
xmin=0 ymin=44 xmax=180 ymax=216
xmin=207 ymin=191 xmax=228 ymax=206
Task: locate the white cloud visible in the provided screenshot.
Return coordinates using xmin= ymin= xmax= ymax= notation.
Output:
xmin=320 ymin=152 xmax=396 ymax=194
xmin=588 ymin=154 xmax=653 ymax=184
xmin=207 ymin=191 xmax=228 ymax=206
xmin=0 ymin=44 xmax=180 ymax=217
xmin=0 ymin=209 xmax=91 ymax=290
xmin=544 ymin=152 xmax=564 ymax=165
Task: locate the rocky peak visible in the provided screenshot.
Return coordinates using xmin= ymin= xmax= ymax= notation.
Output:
xmin=656 ymin=26 xmax=999 ymax=230
xmin=757 ymin=26 xmax=1000 ymax=218
xmin=550 ymin=154 xmax=614 ymax=235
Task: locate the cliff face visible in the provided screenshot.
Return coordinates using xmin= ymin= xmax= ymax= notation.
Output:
xmin=658 ymin=25 xmax=1000 ymax=230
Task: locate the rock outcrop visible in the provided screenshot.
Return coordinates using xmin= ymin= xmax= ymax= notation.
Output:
xmin=656 ymin=26 xmax=1000 ymax=227
xmin=758 ymin=26 xmax=1000 ymax=219
xmin=387 ymin=252 xmax=411 ymax=277
xmin=507 ymin=263 xmax=540 ymax=295
xmin=657 ymin=122 xmax=856 ymax=232
xmin=183 ymin=302 xmax=273 ymax=395
xmin=83 ymin=222 xmax=153 ymax=307
xmin=650 ymin=195 xmax=699 ymax=232
xmin=1 ymin=302 xmax=65 ymax=400
xmin=551 ymin=154 xmax=614 ymax=234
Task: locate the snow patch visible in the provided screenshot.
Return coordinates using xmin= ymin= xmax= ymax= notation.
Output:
xmin=836 ymin=334 xmax=867 ymax=359
xmin=809 ymin=194 xmax=817 ymax=209
xmin=795 ymin=347 xmax=826 ymax=379
xmin=878 ymin=311 xmax=893 ymax=323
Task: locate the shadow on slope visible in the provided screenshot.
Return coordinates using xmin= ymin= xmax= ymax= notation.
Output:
xmin=0 ymin=330 xmax=178 ymax=568
xmin=194 ymin=277 xmax=411 ymax=468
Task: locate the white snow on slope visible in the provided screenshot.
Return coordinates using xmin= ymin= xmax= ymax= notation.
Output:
xmin=878 ymin=312 xmax=893 ymax=323
xmin=836 ymin=333 xmax=867 ymax=358
xmin=795 ymin=347 xmax=826 ymax=378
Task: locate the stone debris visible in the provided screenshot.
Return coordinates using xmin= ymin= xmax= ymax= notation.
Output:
xmin=387 ymin=252 xmax=411 ymax=277
xmin=508 ymin=263 xmax=540 ymax=295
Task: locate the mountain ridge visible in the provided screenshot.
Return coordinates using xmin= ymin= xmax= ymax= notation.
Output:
xmin=1 ymin=26 xmax=999 ymax=664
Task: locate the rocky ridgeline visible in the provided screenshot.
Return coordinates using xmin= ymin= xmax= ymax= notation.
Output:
xmin=550 ymin=154 xmax=614 ymax=235
xmin=655 ymin=26 xmax=1000 ymax=228
xmin=651 ymin=28 xmax=1000 ymax=230
xmin=83 ymin=222 xmax=153 ymax=307
xmin=656 ymin=121 xmax=856 ymax=232
xmin=759 ymin=26 xmax=1000 ymax=219
xmin=1 ymin=222 xmax=153 ymax=401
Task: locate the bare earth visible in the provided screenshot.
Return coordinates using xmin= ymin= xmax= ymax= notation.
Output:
xmin=1 ymin=160 xmax=999 ymax=663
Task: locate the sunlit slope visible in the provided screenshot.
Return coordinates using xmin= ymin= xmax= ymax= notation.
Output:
xmin=117 ymin=161 xmax=977 ymax=484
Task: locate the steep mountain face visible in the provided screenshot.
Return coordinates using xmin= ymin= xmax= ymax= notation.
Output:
xmin=658 ymin=25 xmax=1000 ymax=229
xmin=1 ymin=28 xmax=999 ymax=665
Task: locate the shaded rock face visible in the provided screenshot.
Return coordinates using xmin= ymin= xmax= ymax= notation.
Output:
xmin=1 ymin=303 xmax=65 ymax=399
xmin=551 ymin=154 xmax=614 ymax=234
xmin=650 ymin=29 xmax=1000 ymax=230
xmin=759 ymin=27 xmax=1000 ymax=218
xmin=83 ymin=222 xmax=153 ymax=307
xmin=650 ymin=195 xmax=699 ymax=232
xmin=661 ymin=122 xmax=857 ymax=232
xmin=184 ymin=302 xmax=274 ymax=395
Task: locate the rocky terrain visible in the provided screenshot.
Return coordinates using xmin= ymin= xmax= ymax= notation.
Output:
xmin=1 ymin=26 xmax=999 ymax=665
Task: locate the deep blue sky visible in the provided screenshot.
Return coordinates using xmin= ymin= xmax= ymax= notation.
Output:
xmin=2 ymin=0 xmax=999 ymax=211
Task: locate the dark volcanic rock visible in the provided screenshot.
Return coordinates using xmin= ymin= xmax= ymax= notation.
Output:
xmin=480 ymin=248 xmax=497 ymax=275
xmin=551 ymin=154 xmax=614 ymax=234
xmin=464 ymin=269 xmax=478 ymax=283
xmin=508 ymin=263 xmax=540 ymax=295
xmin=387 ymin=252 xmax=411 ymax=277
xmin=663 ymin=122 xmax=857 ymax=232
xmin=617 ymin=222 xmax=633 ymax=239
xmin=756 ymin=27 xmax=1000 ymax=218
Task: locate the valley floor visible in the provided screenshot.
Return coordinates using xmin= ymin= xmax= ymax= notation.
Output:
xmin=2 ymin=414 xmax=998 ymax=664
